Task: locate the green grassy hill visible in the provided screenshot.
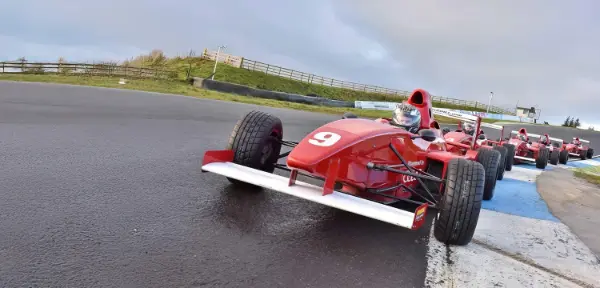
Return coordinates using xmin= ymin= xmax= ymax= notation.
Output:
xmin=124 ymin=51 xmax=491 ymax=112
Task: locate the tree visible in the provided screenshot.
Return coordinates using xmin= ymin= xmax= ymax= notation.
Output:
xmin=569 ymin=118 xmax=575 ymax=127
xmin=574 ymin=118 xmax=581 ymax=128
xmin=563 ymin=116 xmax=571 ymax=127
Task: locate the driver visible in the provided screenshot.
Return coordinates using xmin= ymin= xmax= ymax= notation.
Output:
xmin=518 ymin=134 xmax=528 ymax=142
xmin=540 ymin=135 xmax=550 ymax=146
xmin=572 ymin=138 xmax=581 ymax=146
xmin=462 ymin=122 xmax=475 ymax=135
xmin=391 ymin=102 xmax=421 ymax=134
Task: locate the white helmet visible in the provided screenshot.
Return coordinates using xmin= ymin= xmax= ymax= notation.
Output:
xmin=392 ymin=102 xmax=421 ymax=134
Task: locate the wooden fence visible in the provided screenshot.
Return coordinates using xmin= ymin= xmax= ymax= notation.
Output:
xmin=202 ymin=49 xmax=515 ymax=115
xmin=0 ymin=62 xmax=177 ymax=80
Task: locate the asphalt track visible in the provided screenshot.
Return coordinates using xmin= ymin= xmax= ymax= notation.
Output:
xmin=3 ymin=81 xmax=600 ymax=288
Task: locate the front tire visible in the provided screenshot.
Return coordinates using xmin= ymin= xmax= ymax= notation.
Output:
xmin=559 ymin=149 xmax=569 ymax=164
xmin=536 ymin=147 xmax=549 ymax=169
xmin=549 ymin=149 xmax=559 ymax=165
xmin=226 ymin=110 xmax=283 ymax=187
xmin=434 ymin=158 xmax=485 ymax=246
xmin=502 ymin=143 xmax=515 ymax=171
xmin=476 ymin=148 xmax=501 ymax=200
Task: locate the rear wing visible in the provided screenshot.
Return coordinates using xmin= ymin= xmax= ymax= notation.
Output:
xmin=432 ymin=108 xmax=505 ymax=144
xmin=574 ymin=137 xmax=590 ymax=144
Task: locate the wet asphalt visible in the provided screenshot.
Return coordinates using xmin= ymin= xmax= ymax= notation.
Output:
xmin=3 ymin=81 xmax=600 ymax=288
xmin=0 ymin=81 xmax=433 ymax=288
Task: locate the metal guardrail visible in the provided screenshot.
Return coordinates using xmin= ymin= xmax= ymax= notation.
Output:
xmin=202 ymin=49 xmax=516 ymax=115
xmin=0 ymin=62 xmax=177 ymax=79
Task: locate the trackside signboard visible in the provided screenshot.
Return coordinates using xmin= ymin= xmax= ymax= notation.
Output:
xmin=354 ymin=101 xmax=534 ymax=123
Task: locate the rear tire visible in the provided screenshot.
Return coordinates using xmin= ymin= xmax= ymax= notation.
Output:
xmin=536 ymin=147 xmax=549 ymax=169
xmin=587 ymin=148 xmax=595 ymax=159
xmin=226 ymin=110 xmax=283 ymax=187
xmin=502 ymin=143 xmax=515 ymax=171
xmin=434 ymin=158 xmax=485 ymax=246
xmin=493 ymin=146 xmax=507 ymax=180
xmin=476 ymin=148 xmax=501 ymax=200
xmin=549 ymin=149 xmax=559 ymax=165
xmin=559 ymin=149 xmax=569 ymax=164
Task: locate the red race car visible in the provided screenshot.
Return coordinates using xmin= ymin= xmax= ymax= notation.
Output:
xmin=202 ymin=89 xmax=488 ymax=246
xmin=504 ymin=128 xmax=557 ymax=169
xmin=435 ymin=111 xmax=505 ymax=200
xmin=529 ymin=133 xmax=568 ymax=165
xmin=562 ymin=137 xmax=594 ymax=160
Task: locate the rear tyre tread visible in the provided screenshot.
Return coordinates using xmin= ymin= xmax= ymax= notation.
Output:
xmin=476 ymin=148 xmax=501 ymax=200
xmin=493 ymin=146 xmax=507 ymax=180
xmin=502 ymin=143 xmax=515 ymax=171
xmin=434 ymin=158 xmax=485 ymax=246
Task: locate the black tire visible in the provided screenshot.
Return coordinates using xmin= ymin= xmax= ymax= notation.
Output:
xmin=475 ymin=148 xmax=501 ymax=200
xmin=434 ymin=158 xmax=485 ymax=246
xmin=580 ymin=149 xmax=587 ymax=160
xmin=559 ymin=149 xmax=569 ymax=164
xmin=536 ymin=147 xmax=549 ymax=169
xmin=502 ymin=143 xmax=515 ymax=171
xmin=226 ymin=110 xmax=283 ymax=187
xmin=493 ymin=146 xmax=507 ymax=180
xmin=587 ymin=148 xmax=595 ymax=159
xmin=549 ymin=149 xmax=559 ymax=165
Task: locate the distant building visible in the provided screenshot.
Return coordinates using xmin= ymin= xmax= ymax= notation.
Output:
xmin=515 ymin=106 xmax=538 ymax=119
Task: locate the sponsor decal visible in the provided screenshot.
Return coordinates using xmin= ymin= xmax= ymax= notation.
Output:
xmin=407 ymin=160 xmax=424 ymax=167
xmin=403 ymin=175 xmax=417 ymax=184
xmin=414 ymin=206 xmax=426 ymax=222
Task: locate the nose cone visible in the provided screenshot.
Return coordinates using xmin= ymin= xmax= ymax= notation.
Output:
xmin=286 ymin=118 xmax=399 ymax=172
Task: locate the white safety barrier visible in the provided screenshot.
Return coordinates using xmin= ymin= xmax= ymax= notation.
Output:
xmin=354 ymin=101 xmax=535 ymax=123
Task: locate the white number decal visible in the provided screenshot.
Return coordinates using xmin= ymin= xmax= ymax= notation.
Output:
xmin=308 ymin=132 xmax=341 ymax=147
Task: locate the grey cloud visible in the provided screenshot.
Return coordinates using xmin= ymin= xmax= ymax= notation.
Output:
xmin=2 ymin=0 xmax=599 ymax=125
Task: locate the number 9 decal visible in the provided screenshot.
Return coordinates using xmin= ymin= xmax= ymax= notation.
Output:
xmin=308 ymin=132 xmax=341 ymax=147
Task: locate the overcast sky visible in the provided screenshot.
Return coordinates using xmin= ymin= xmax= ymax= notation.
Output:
xmin=2 ymin=0 xmax=599 ymax=126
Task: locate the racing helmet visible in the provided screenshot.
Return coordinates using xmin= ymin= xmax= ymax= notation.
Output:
xmin=519 ymin=134 xmax=527 ymax=141
xmin=462 ymin=122 xmax=475 ymax=135
xmin=540 ymin=135 xmax=548 ymax=144
xmin=392 ymin=102 xmax=421 ymax=134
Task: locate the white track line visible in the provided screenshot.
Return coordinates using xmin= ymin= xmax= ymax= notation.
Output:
xmin=424 ymin=165 xmax=600 ymax=288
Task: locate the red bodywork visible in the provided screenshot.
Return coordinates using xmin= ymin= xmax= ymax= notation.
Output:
xmin=504 ymin=128 xmax=541 ymax=162
xmin=563 ymin=137 xmax=589 ymax=156
xmin=286 ymin=89 xmax=458 ymax=204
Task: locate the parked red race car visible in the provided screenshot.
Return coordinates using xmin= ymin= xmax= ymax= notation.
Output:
xmin=435 ymin=110 xmax=505 ymax=200
xmin=562 ymin=137 xmax=594 ymax=160
xmin=202 ymin=89 xmax=489 ymax=246
xmin=529 ymin=133 xmax=568 ymax=165
xmin=503 ymin=128 xmax=558 ymax=169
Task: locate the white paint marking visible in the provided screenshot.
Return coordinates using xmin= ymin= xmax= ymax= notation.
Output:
xmin=425 ymin=211 xmax=600 ymax=287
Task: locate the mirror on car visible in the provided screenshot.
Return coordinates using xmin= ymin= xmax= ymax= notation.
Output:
xmin=419 ymin=129 xmax=438 ymax=142
xmin=342 ymin=112 xmax=358 ymax=119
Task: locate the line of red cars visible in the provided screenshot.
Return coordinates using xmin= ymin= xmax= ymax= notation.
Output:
xmin=439 ymin=113 xmax=595 ymax=172
xmin=200 ymin=88 xmax=596 ymax=247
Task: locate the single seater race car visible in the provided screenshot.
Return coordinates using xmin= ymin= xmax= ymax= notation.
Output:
xmin=529 ymin=133 xmax=568 ymax=165
xmin=562 ymin=137 xmax=594 ymax=160
xmin=434 ymin=110 xmax=505 ymax=200
xmin=504 ymin=128 xmax=554 ymax=169
xmin=201 ymin=89 xmax=488 ymax=246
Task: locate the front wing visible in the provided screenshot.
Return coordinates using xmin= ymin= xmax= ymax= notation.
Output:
xmin=201 ymin=150 xmax=428 ymax=230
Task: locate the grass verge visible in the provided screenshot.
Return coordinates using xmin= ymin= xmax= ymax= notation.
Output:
xmin=0 ymin=74 xmax=497 ymax=124
xmin=149 ymin=54 xmax=493 ymax=112
xmin=573 ymin=165 xmax=600 ymax=186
